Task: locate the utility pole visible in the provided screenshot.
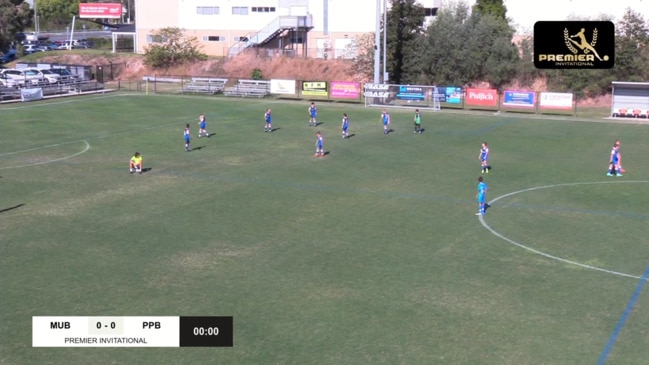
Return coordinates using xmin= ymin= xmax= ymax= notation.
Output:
xmin=373 ymin=0 xmax=381 ymax=83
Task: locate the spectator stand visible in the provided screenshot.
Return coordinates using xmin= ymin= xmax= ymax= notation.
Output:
xmin=223 ymin=79 xmax=270 ymax=98
xmin=180 ymin=77 xmax=228 ymax=95
xmin=611 ymin=81 xmax=649 ymax=119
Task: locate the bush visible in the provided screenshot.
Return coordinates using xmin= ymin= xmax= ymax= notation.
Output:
xmin=251 ymin=68 xmax=263 ymax=80
xmin=143 ymin=27 xmax=207 ymax=68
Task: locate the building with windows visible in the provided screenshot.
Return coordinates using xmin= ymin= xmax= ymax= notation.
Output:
xmin=134 ymin=0 xmax=440 ymax=58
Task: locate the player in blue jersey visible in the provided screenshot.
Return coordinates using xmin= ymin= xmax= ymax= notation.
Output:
xmin=413 ymin=109 xmax=422 ymax=134
xmin=264 ymin=108 xmax=272 ymax=132
xmin=184 ymin=123 xmax=191 ymax=151
xmin=479 ymin=142 xmax=490 ymax=173
xmin=197 ymin=114 xmax=210 ymax=138
xmin=341 ymin=113 xmax=349 ymax=139
xmin=607 ymin=140 xmax=623 ymax=176
xmin=380 ymin=109 xmax=390 ymax=134
xmin=476 ymin=176 xmax=488 ymax=215
xmin=315 ymin=131 xmax=324 ymax=157
xmin=308 ymin=102 xmax=317 ymax=126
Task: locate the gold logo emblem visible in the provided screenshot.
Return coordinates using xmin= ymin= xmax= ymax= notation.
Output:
xmin=563 ymin=27 xmax=609 ymax=61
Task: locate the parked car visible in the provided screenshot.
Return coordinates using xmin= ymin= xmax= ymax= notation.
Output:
xmin=49 ymin=68 xmax=80 ymax=83
xmin=0 ymin=50 xmax=17 ymax=64
xmin=1 ymin=68 xmax=45 ymax=85
xmin=0 ymin=73 xmax=25 ymax=88
xmin=23 ymin=44 xmax=46 ymax=54
xmin=22 ymin=68 xmax=58 ymax=84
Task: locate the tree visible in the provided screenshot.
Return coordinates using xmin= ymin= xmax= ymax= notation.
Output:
xmin=144 ymin=27 xmax=207 ymax=68
xmin=36 ymin=0 xmax=80 ymax=30
xmin=417 ymin=1 xmax=517 ymax=88
xmin=0 ymin=0 xmax=33 ymax=51
xmin=384 ymin=0 xmax=426 ymax=84
xmin=615 ymin=8 xmax=649 ymax=81
xmin=347 ymin=32 xmax=376 ymax=81
xmin=472 ymin=0 xmax=507 ymax=20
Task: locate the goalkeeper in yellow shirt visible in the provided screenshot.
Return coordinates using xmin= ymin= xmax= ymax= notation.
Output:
xmin=129 ymin=152 xmax=143 ymax=174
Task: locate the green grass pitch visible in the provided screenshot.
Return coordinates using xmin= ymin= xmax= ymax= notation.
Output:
xmin=2 ymin=93 xmax=649 ymax=364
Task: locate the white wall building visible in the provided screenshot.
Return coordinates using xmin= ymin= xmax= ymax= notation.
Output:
xmin=135 ymin=0 xmax=440 ymax=58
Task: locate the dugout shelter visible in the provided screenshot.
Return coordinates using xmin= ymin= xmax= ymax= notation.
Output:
xmin=611 ymin=81 xmax=649 ymax=118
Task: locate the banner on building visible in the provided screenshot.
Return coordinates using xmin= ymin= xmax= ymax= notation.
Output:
xmin=21 ymin=88 xmax=43 ymax=102
xmin=270 ymin=79 xmax=296 ymax=95
xmin=539 ymin=92 xmax=573 ymax=109
xmin=302 ymin=81 xmax=327 ymax=96
xmin=79 ymin=3 xmax=122 ymax=19
xmin=503 ymin=90 xmax=536 ymax=108
xmin=330 ymin=81 xmax=360 ymax=99
xmin=465 ymin=88 xmax=498 ymax=107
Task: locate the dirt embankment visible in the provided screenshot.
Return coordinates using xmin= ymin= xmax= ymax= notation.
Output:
xmin=36 ymin=52 xmax=610 ymax=106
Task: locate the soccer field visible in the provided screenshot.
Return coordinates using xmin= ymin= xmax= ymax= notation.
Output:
xmin=2 ymin=93 xmax=649 ymax=364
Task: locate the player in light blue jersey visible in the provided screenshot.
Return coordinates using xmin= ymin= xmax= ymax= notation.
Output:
xmin=479 ymin=142 xmax=490 ymax=173
xmin=184 ymin=123 xmax=191 ymax=152
xmin=264 ymin=108 xmax=272 ymax=132
xmin=315 ymin=131 xmax=324 ymax=157
xmin=341 ymin=113 xmax=349 ymax=139
xmin=476 ymin=176 xmax=488 ymax=215
xmin=308 ymin=102 xmax=317 ymax=126
xmin=607 ymin=140 xmax=622 ymax=176
xmin=380 ymin=109 xmax=390 ymax=134
xmin=197 ymin=114 xmax=210 ymax=138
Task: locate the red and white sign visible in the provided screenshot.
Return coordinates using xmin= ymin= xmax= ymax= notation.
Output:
xmin=465 ymin=88 xmax=498 ymax=107
xmin=539 ymin=92 xmax=573 ymax=110
xmin=79 ymin=3 xmax=122 ymax=19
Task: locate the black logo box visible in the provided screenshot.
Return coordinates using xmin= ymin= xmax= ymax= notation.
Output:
xmin=534 ymin=21 xmax=615 ymax=69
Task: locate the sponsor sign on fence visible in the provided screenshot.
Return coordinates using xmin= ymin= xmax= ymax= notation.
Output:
xmin=444 ymin=87 xmax=463 ymax=104
xmin=396 ymin=86 xmax=425 ymax=101
xmin=503 ymin=90 xmax=536 ymax=108
xmin=539 ymin=92 xmax=573 ymax=109
xmin=79 ymin=3 xmax=122 ymax=18
xmin=270 ymin=79 xmax=296 ymax=95
xmin=465 ymin=88 xmax=498 ymax=107
xmin=302 ymin=81 xmax=327 ymax=96
xmin=330 ymin=81 xmax=360 ymax=99
xmin=363 ymin=83 xmax=390 ymax=98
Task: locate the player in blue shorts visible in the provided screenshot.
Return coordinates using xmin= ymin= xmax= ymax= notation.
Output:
xmin=308 ymin=102 xmax=317 ymax=126
xmin=479 ymin=142 xmax=490 ymax=173
xmin=197 ymin=114 xmax=210 ymax=138
xmin=264 ymin=108 xmax=272 ymax=132
xmin=341 ymin=113 xmax=349 ymax=139
xmin=607 ymin=140 xmax=623 ymax=176
xmin=184 ymin=123 xmax=191 ymax=152
xmin=380 ymin=109 xmax=390 ymax=134
xmin=315 ymin=131 xmax=324 ymax=157
xmin=476 ymin=176 xmax=488 ymax=215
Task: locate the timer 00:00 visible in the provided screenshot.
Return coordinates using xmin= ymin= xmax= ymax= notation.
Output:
xmin=193 ymin=327 xmax=219 ymax=336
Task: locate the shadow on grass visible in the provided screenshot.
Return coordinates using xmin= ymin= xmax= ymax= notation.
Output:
xmin=0 ymin=203 xmax=25 ymax=213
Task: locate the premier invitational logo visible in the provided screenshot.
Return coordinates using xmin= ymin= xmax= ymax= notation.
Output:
xmin=534 ymin=21 xmax=615 ymax=69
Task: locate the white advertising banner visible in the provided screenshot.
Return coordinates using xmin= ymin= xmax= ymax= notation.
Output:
xmin=539 ymin=92 xmax=573 ymax=110
xmin=21 ymin=88 xmax=43 ymax=102
xmin=270 ymin=79 xmax=296 ymax=95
